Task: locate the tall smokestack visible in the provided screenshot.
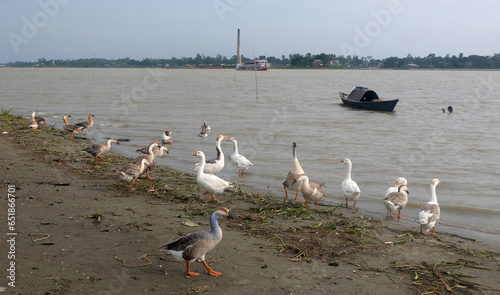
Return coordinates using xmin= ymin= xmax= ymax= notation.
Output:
xmin=236 ymin=29 xmax=241 ymax=66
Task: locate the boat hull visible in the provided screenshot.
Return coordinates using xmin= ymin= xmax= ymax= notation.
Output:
xmin=339 ymin=92 xmax=399 ymax=112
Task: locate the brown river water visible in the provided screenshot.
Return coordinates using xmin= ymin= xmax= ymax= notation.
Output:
xmin=1 ymin=68 xmax=499 ymax=244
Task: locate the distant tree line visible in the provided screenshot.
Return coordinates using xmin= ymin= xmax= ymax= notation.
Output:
xmin=4 ymin=52 xmax=500 ymax=69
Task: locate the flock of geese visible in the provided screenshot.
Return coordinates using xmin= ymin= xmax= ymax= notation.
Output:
xmin=27 ymin=111 xmax=443 ymax=277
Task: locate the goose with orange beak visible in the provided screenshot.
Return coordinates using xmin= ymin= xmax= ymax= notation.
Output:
xmin=340 ymin=158 xmax=361 ymax=208
xmin=193 ymin=135 xmax=226 ymax=174
xmin=192 ymin=151 xmax=233 ymax=202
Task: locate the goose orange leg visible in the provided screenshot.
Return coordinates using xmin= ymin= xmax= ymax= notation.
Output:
xmin=185 ymin=262 xmax=200 ymax=276
xmin=283 ymin=186 xmax=289 ymax=200
xmin=130 ymin=179 xmax=141 ymax=191
xmin=202 ymin=260 xmax=222 ymax=276
xmin=146 ymin=171 xmax=154 ymax=180
xmin=397 ymin=210 xmax=404 ymax=221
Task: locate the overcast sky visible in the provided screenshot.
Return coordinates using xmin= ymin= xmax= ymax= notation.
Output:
xmin=1 ymin=0 xmax=500 ymax=63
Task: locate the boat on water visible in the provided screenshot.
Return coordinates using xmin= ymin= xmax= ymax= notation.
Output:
xmin=235 ymin=29 xmax=269 ymax=71
xmin=339 ymin=86 xmax=399 ymax=112
xmin=236 ymin=60 xmax=269 ymax=71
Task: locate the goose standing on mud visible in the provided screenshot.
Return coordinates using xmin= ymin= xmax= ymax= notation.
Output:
xmin=282 ymin=142 xmax=305 ymax=202
xmin=340 ymin=158 xmax=361 ymax=208
xmin=63 ymin=114 xmax=83 ymax=137
xmin=83 ymin=138 xmax=119 ymax=164
xmin=162 ymin=130 xmax=172 ymax=144
xmin=132 ymin=142 xmax=160 ymax=180
xmin=383 ymin=185 xmax=409 ymax=220
xmin=295 ymin=173 xmax=325 ymax=210
xmin=28 ymin=111 xmax=38 ymax=133
xmin=35 ymin=115 xmax=46 ymax=129
xmin=385 ymin=177 xmax=408 ymax=198
xmin=192 ymin=151 xmax=233 ymax=202
xmin=193 ymin=135 xmax=226 ymax=174
xmin=419 ymin=178 xmax=441 ymax=235
xmin=75 ymin=114 xmax=94 ymax=135
xmin=118 ymin=158 xmax=149 ymax=191
xmin=159 ymin=207 xmax=234 ymax=277
xmin=226 ymin=137 xmax=253 ymax=175
xmin=136 ymin=144 xmax=169 ymax=165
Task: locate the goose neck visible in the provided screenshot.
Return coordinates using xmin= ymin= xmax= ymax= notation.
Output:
xmin=197 ymin=153 xmax=206 ymax=175
xmin=232 ymin=140 xmax=239 ymax=154
xmin=147 ymin=143 xmax=156 ymax=155
xmin=429 ymin=183 xmax=438 ymax=204
xmin=209 ymin=211 xmax=223 ymax=236
xmin=344 ymin=163 xmax=352 ymax=181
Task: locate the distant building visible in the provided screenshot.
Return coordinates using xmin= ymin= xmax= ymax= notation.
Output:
xmin=312 ymin=59 xmax=322 ymax=67
xmin=406 ymin=63 xmax=419 ymax=68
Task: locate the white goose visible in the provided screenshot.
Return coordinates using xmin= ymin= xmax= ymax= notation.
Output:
xmin=295 ymin=173 xmax=325 ymax=210
xmin=383 ymin=184 xmax=409 ymax=220
xmin=226 ymin=137 xmax=253 ymax=175
xmin=385 ymin=177 xmax=408 ymax=198
xmin=192 ymin=151 xmax=234 ymax=202
xmin=193 ymin=135 xmax=226 ymax=174
xmin=341 ymin=158 xmax=361 ymax=208
xmin=419 ymin=178 xmax=441 ymax=235
xmin=282 ymin=142 xmax=305 ymax=202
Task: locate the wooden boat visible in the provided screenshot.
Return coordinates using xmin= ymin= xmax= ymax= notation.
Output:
xmin=339 ymin=86 xmax=399 ymax=112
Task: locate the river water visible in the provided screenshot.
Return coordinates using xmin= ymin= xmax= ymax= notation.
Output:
xmin=1 ymin=68 xmax=499 ymax=244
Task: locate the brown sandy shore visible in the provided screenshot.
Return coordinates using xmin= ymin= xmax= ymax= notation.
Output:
xmin=1 ymin=111 xmax=499 ymax=295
